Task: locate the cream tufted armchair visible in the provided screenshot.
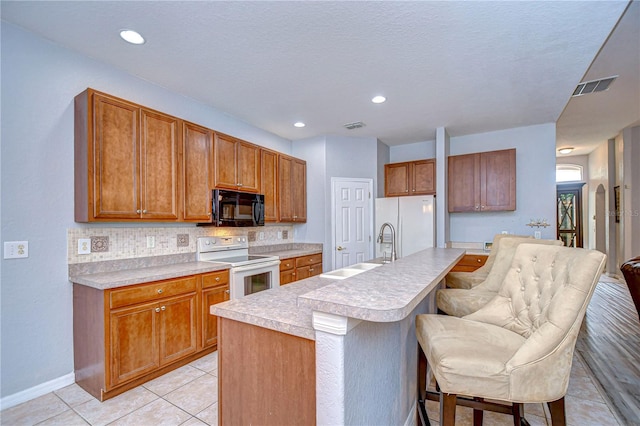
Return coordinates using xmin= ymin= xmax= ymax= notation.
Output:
xmin=416 ymin=244 xmax=606 ymax=426
xmin=445 ymin=234 xmax=525 ymax=290
xmin=438 ymin=237 xmax=563 ymax=317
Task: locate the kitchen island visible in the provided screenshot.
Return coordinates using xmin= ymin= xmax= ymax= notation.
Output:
xmin=211 ymin=247 xmax=464 ymax=425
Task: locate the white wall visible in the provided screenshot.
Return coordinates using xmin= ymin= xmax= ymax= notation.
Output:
xmin=389 ymin=140 xmax=435 ymax=163
xmin=293 ymin=136 xmax=380 ymax=270
xmin=448 ymin=124 xmax=557 ymax=243
xmin=622 ymin=125 xmax=640 ymax=261
xmin=0 ymin=22 xmax=291 ymax=402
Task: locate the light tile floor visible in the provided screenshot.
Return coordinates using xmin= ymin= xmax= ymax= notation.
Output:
xmin=0 ymin=350 xmax=622 ymax=425
xmin=0 ymin=352 xmax=219 ymax=426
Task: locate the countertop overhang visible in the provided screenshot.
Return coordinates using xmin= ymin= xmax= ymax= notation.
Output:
xmin=211 ymin=247 xmax=464 ymax=340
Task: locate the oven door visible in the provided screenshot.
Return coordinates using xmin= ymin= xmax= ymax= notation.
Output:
xmin=230 ymin=259 xmax=281 ymax=299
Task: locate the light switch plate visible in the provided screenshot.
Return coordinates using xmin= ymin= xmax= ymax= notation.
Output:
xmin=4 ymin=241 xmax=29 ymax=259
xmin=78 ymin=238 xmax=91 ymax=254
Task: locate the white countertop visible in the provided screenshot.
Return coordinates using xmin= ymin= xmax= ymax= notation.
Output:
xmin=211 ymin=247 xmax=464 ymax=339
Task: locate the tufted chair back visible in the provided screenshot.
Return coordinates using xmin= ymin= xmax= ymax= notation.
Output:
xmin=464 ymin=243 xmax=606 ymax=400
xmin=473 ymin=237 xmax=563 ymax=294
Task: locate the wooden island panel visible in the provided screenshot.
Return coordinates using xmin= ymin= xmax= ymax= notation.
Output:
xmin=218 ymin=318 xmax=316 ymax=425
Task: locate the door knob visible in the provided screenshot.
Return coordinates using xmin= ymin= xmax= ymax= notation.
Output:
xmin=337 ymin=246 xmax=345 ymax=251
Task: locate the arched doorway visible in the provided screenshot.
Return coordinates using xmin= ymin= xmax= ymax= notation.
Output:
xmin=595 ymin=184 xmax=606 ymax=254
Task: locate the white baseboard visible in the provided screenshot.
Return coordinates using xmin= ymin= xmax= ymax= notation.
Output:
xmin=0 ymin=372 xmax=75 ymax=411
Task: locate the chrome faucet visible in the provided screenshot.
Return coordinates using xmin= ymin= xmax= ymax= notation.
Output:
xmin=377 ymin=222 xmax=397 ymax=263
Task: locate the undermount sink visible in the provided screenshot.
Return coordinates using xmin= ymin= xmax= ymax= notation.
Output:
xmin=319 ymin=262 xmax=382 ymax=280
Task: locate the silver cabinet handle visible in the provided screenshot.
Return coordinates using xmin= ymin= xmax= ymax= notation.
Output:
xmin=157 ymin=289 xmax=163 ymax=294
xmin=142 ymin=209 xmax=148 ymax=214
xmin=215 ymin=277 xmax=220 ymax=282
xmin=161 ymin=306 xmax=166 ymax=311
xmin=155 ymin=307 xmax=160 ymax=313
xmin=225 ymin=289 xmax=230 ymax=294
xmin=337 ymin=246 xmax=345 ymax=251
xmin=136 ymin=209 xmax=142 ymax=214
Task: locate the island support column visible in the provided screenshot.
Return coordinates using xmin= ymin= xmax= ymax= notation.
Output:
xmin=312 ymin=312 xmax=361 ymax=425
xmin=312 ymin=292 xmax=436 ymax=426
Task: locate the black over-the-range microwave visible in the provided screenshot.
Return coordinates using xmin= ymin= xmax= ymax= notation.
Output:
xmin=199 ymin=189 xmax=265 ymax=227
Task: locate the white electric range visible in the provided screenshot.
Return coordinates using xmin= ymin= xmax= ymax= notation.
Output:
xmin=196 ymin=236 xmax=280 ymax=299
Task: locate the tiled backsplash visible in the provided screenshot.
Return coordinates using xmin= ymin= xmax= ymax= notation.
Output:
xmin=67 ymin=225 xmax=294 ymax=264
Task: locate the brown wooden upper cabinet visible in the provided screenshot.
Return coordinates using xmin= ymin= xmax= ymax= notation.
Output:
xmin=448 ymin=148 xmax=516 ymax=213
xmin=213 ymin=133 xmax=261 ymax=193
xmin=182 ymin=122 xmax=213 ymax=222
xmin=384 ymin=159 xmax=436 ymax=197
xmin=260 ymin=149 xmax=279 ymax=222
xmin=75 ymin=89 xmax=179 ymax=222
xmin=278 ymin=155 xmax=307 ymax=222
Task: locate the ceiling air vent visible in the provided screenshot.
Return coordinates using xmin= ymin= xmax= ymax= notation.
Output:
xmin=343 ymin=121 xmax=366 ymax=130
xmin=572 ymin=75 xmax=617 ymax=97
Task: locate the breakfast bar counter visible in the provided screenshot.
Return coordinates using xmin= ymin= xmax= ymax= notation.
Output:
xmin=211 ymin=247 xmax=464 ymax=426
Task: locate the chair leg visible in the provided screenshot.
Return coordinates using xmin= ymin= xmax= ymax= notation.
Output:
xmin=416 ymin=345 xmax=431 ymax=426
xmin=473 ymin=397 xmax=484 ymax=426
xmin=440 ymin=393 xmax=457 ymax=426
xmin=512 ymin=402 xmax=529 ymax=426
xmin=547 ymin=397 xmax=566 ymax=426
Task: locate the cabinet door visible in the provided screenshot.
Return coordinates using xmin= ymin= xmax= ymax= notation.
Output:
xmin=92 ymin=93 xmax=141 ymax=219
xmin=202 ymin=285 xmax=230 ymax=348
xmin=412 ymin=159 xmax=436 ymax=195
xmin=280 ymin=270 xmax=297 ymax=285
xmin=296 ymin=266 xmax=312 ymax=281
xmin=158 ymin=294 xmax=198 ymax=366
xmin=448 ymin=153 xmax=481 ymax=212
xmin=261 ymin=150 xmax=279 ymax=222
xmin=214 ymin=134 xmax=238 ymax=190
xmin=140 ymin=109 xmax=179 ymax=220
xmin=292 ymin=159 xmax=307 ymax=222
xmin=237 ymin=141 xmax=261 ymax=193
xmin=480 ymin=149 xmax=516 ymax=211
xmin=183 ymin=122 xmax=212 ymax=221
xmin=308 ymin=262 xmax=322 ymax=278
xmin=109 ymin=301 xmax=160 ymax=387
xmin=278 ymin=155 xmax=294 ymax=221
xmin=384 ymin=162 xmax=410 ymax=197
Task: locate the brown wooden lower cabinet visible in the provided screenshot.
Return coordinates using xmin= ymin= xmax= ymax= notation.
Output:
xmin=279 ymin=253 xmax=323 ymax=285
xmin=218 ymin=318 xmax=315 ymax=425
xmin=73 ymin=270 xmax=229 ymax=401
xmin=450 ymin=254 xmax=488 ymax=272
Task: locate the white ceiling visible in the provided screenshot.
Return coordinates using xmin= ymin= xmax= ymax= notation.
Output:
xmin=1 ymin=1 xmax=638 ymax=155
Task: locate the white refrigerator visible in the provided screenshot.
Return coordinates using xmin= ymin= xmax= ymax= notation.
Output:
xmin=375 ymin=195 xmax=435 ymax=259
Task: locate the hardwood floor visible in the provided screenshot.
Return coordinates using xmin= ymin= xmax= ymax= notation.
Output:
xmin=576 ymin=275 xmax=640 ymax=425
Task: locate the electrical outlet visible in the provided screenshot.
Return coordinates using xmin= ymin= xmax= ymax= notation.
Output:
xmin=259 ymin=231 xmax=265 ymax=240
xmin=78 ymin=238 xmax=91 ymax=254
xmin=534 ymin=231 xmax=541 ymax=239
xmin=277 ymin=231 xmax=282 ymax=239
xmin=4 ymin=241 xmax=29 ymax=259
xmin=147 ymin=236 xmax=155 ymax=248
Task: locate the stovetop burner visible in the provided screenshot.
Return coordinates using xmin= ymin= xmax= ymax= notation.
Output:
xmin=196 ymin=236 xmax=279 ymax=267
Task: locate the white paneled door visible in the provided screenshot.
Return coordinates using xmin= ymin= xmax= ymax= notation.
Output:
xmin=332 ymin=178 xmax=373 ymax=270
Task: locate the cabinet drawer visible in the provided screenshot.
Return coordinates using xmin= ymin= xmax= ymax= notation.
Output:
xmin=295 ymin=254 xmax=321 ymax=268
xmin=280 ymin=259 xmax=295 ymax=272
xmin=202 ymin=270 xmax=230 ymax=289
xmin=110 ymin=276 xmax=198 ymax=309
xmin=450 ymin=254 xmax=488 ymax=272
xmin=457 ymin=254 xmax=488 ymax=267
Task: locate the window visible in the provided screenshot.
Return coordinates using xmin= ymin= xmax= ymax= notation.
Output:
xmin=556 ymin=164 xmax=583 ymax=182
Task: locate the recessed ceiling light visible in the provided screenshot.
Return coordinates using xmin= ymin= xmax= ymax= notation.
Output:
xmin=371 ymin=95 xmax=386 ymax=104
xmin=558 ymin=147 xmax=574 ymax=154
xmin=294 ymin=122 xmax=306 ymax=128
xmin=120 ymin=29 xmax=145 ymax=45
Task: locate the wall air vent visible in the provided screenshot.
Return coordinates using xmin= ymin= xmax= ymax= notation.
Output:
xmin=343 ymin=121 xmax=366 ymax=130
xmin=572 ymin=75 xmax=617 ymax=97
